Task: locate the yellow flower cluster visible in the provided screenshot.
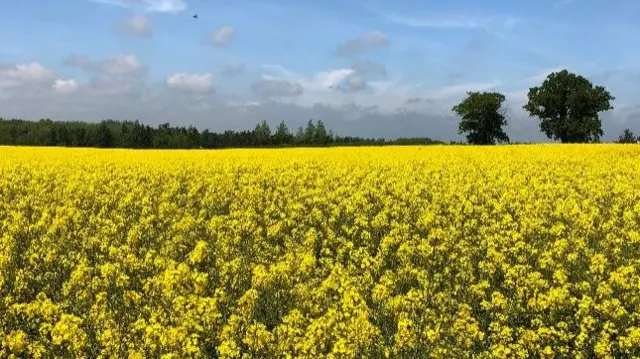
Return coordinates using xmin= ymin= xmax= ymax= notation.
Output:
xmin=1 ymin=144 xmax=640 ymax=358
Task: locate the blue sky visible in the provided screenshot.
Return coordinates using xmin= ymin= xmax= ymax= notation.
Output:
xmin=0 ymin=0 xmax=639 ymax=141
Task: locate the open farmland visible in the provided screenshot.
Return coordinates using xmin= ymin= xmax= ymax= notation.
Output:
xmin=1 ymin=145 xmax=640 ymax=358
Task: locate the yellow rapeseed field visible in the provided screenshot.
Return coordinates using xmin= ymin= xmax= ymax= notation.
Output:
xmin=1 ymin=145 xmax=640 ymax=358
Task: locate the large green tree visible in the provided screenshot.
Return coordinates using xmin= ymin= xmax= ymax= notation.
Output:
xmin=452 ymin=91 xmax=510 ymax=145
xmin=523 ymin=69 xmax=614 ymax=143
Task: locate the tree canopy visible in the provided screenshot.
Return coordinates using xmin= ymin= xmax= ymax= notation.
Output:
xmin=452 ymin=91 xmax=510 ymax=145
xmin=523 ymin=69 xmax=614 ymax=143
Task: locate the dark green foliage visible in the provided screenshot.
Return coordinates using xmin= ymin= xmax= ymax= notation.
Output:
xmin=96 ymin=121 xmax=114 ymax=148
xmin=294 ymin=126 xmax=305 ymax=145
xmin=254 ymin=120 xmax=272 ymax=146
xmin=452 ymin=91 xmax=510 ymax=145
xmin=617 ymin=128 xmax=638 ymax=144
xmin=523 ymin=69 xmax=614 ymax=143
xmin=314 ymin=120 xmax=330 ymax=145
xmin=304 ymin=119 xmax=316 ymax=144
xmin=273 ymin=121 xmax=294 ymax=146
xmin=0 ymin=118 xmax=445 ymax=149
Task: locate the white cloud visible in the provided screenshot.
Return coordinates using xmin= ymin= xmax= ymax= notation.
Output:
xmin=101 ymin=55 xmax=146 ymax=76
xmin=259 ymin=65 xmax=353 ymax=91
xmin=119 ymin=14 xmax=153 ymax=37
xmin=88 ymin=0 xmax=186 ymax=13
xmin=256 ymin=65 xmax=406 ymax=112
xmin=0 ymin=62 xmax=54 ymax=90
xmin=63 ymin=54 xmax=149 ymax=97
xmin=303 ymin=69 xmax=355 ymax=90
xmin=52 ymin=79 xmax=79 ymax=94
xmin=0 ymin=62 xmax=56 ymax=99
xmin=65 ymin=54 xmax=147 ymax=76
xmin=210 ymin=26 xmax=236 ymax=47
xmin=165 ymin=72 xmax=214 ymax=93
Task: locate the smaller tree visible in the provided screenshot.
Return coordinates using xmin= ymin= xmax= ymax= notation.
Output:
xmin=273 ymin=121 xmax=293 ymax=145
xmin=314 ymin=120 xmax=331 ymax=145
xmin=294 ymin=126 xmax=305 ymax=145
xmin=618 ymin=128 xmax=638 ymax=143
xmin=254 ymin=120 xmax=271 ymax=146
xmin=452 ymin=91 xmax=510 ymax=145
xmin=304 ymin=119 xmax=316 ymax=144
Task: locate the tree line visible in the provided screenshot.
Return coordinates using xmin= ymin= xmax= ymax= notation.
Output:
xmin=0 ymin=118 xmax=449 ymax=149
xmin=2 ymin=69 xmax=636 ymax=148
xmin=452 ymin=69 xmax=638 ymax=145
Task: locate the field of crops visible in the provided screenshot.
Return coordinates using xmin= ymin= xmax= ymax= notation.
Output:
xmin=1 ymin=145 xmax=640 ymax=358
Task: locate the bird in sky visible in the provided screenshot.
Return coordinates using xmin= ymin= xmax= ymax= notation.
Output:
xmin=193 ymin=14 xmax=198 ymax=19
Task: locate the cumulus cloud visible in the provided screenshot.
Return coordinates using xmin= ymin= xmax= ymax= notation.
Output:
xmin=335 ymin=31 xmax=390 ymax=56
xmin=64 ymin=54 xmax=147 ymax=77
xmin=221 ymin=64 xmax=245 ymax=77
xmin=118 ymin=14 xmax=153 ymax=37
xmin=88 ymin=0 xmax=186 ymax=13
xmin=210 ymin=26 xmax=236 ymax=47
xmin=52 ymin=79 xmax=79 ymax=94
xmin=331 ymin=61 xmax=387 ymax=93
xmin=251 ymin=79 xmax=304 ymax=97
xmin=0 ymin=62 xmax=54 ymax=91
xmin=165 ymin=72 xmax=214 ymax=93
xmin=0 ymin=62 xmax=65 ymax=101
xmin=63 ymin=54 xmax=149 ymax=97
xmin=303 ymin=69 xmax=355 ymax=91
xmin=257 ymin=65 xmax=404 ymax=110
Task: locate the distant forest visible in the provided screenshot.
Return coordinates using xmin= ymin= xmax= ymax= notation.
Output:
xmin=0 ymin=118 xmax=458 ymax=149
